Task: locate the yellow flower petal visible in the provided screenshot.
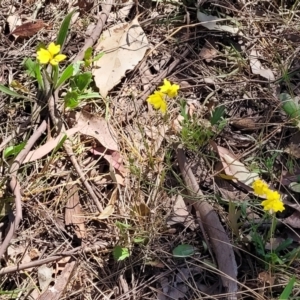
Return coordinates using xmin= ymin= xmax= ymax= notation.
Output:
xmin=48 ymin=42 xmax=60 ymax=56
xmin=159 ymin=78 xmax=180 ymax=98
xmin=261 ymin=198 xmax=285 ymax=213
xmin=147 ymin=91 xmax=167 ymax=114
xmin=252 ymin=179 xmax=269 ymax=196
xmin=53 ymin=54 xmax=66 ymax=63
xmin=37 ymin=48 xmax=52 ymax=64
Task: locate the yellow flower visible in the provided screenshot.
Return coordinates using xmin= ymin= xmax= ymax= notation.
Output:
xmin=261 ymin=197 xmax=285 ymax=213
xmin=253 ymin=179 xmax=285 ymax=214
xmin=147 ymin=91 xmax=167 ymax=114
xmin=159 ymin=79 xmax=180 ymax=98
xmin=252 ymin=179 xmax=269 ymax=196
xmin=37 ymin=42 xmax=66 ymax=66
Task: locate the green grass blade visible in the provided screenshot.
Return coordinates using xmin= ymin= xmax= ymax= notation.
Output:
xmin=279 ymin=276 xmax=295 ymax=300
xmin=0 ymin=84 xmax=29 ymax=99
xmin=56 ymin=10 xmax=76 ymax=50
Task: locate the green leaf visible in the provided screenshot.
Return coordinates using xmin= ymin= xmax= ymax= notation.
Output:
xmin=35 ymin=64 xmax=44 ymax=90
xmin=280 ymin=93 xmax=300 ymax=119
xmin=91 ymin=52 xmax=105 ymax=62
xmin=289 ymin=182 xmax=300 ymax=193
xmin=279 ymin=276 xmax=295 ymax=300
xmin=70 ymin=72 xmax=92 ymax=92
xmin=4 ymin=142 xmax=26 ymax=159
xmin=56 ymin=10 xmax=76 ymax=50
xmin=84 ymin=47 xmax=93 ymax=61
xmin=55 ymin=64 xmax=74 ymax=89
xmin=113 ymin=246 xmax=130 ymax=261
xmin=52 ymin=134 xmax=67 ymax=155
xmin=133 ymin=237 xmax=146 ymax=244
xmin=0 ymin=84 xmax=29 ymax=100
xmin=115 ymin=221 xmax=131 ymax=231
xmin=77 ymin=92 xmax=102 ymax=100
xmin=275 ymin=238 xmax=293 ymax=253
xmin=210 ymin=105 xmax=225 ymax=125
xmin=172 ymin=244 xmax=195 ymax=257
xmin=64 ymin=91 xmax=79 ymax=109
xmin=23 ymin=58 xmax=36 ymax=78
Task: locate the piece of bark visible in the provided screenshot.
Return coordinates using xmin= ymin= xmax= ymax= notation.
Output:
xmin=37 ymin=260 xmax=76 ymax=300
xmin=65 ymin=185 xmax=86 ymax=239
xmin=176 ymin=146 xmax=238 ymax=300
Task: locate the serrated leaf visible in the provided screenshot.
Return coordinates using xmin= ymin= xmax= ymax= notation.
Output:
xmin=113 ymin=246 xmax=130 ymax=261
xmin=172 ymin=244 xmax=195 ymax=257
xmin=64 ymin=91 xmax=79 ymax=109
xmin=280 ymin=93 xmax=300 ymax=119
xmin=71 ymin=72 xmax=92 ymax=91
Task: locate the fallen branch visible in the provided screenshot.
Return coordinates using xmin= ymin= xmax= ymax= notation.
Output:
xmin=176 ymin=145 xmax=238 ymax=300
xmin=73 ymin=0 xmax=113 ymax=63
xmin=0 ymin=120 xmax=47 ymax=259
xmin=0 ymin=242 xmax=107 ymax=275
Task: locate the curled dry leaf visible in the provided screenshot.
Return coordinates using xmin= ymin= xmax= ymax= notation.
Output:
xmin=76 ymin=111 xmax=118 ymax=151
xmin=249 ymin=50 xmax=275 ymax=81
xmin=284 ymin=211 xmax=300 ymax=229
xmin=93 ymin=17 xmax=149 ymax=97
xmin=7 ymin=15 xmax=22 ymax=35
xmin=97 ymin=188 xmax=118 ymax=220
xmin=197 ymin=11 xmax=241 ymax=35
xmin=167 ymin=194 xmax=196 ymax=230
xmin=11 ymin=20 xmax=45 ymax=37
xmin=65 ymin=185 xmax=86 ymax=239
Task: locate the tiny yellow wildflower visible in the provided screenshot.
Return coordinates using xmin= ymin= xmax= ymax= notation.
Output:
xmin=37 ymin=42 xmax=66 ymax=66
xmin=261 ymin=197 xmax=285 ymax=213
xmin=159 ymin=79 xmax=180 ymax=98
xmin=147 ymin=91 xmax=167 ymax=114
xmin=252 ymin=178 xmax=269 ymax=196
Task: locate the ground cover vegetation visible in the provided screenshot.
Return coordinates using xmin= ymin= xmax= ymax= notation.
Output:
xmin=1 ymin=0 xmax=300 ymax=299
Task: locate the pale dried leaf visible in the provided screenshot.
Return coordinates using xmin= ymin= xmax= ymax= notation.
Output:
xmin=199 ymin=41 xmax=217 ymax=62
xmin=284 ymin=211 xmax=300 ymax=228
xmin=11 ymin=20 xmax=44 ymax=37
xmin=92 ymin=147 xmax=126 ymax=176
xmin=97 ymin=188 xmax=118 ymax=219
xmin=223 ymin=154 xmax=259 ymax=186
xmin=76 ymin=111 xmax=118 ymax=151
xmin=7 ymin=15 xmax=22 ymax=35
xmin=38 ymin=265 xmax=53 ymax=292
xmin=197 ymin=11 xmax=240 ymax=35
xmin=65 ymin=185 xmax=86 ymax=239
xmin=93 ymin=17 xmax=149 ymax=97
xmin=23 ymin=127 xmax=79 ymax=163
xmin=167 ymin=195 xmax=196 ymax=229
xmin=108 ymin=1 xmax=134 ymax=22
xmin=249 ymin=50 xmax=275 ymax=81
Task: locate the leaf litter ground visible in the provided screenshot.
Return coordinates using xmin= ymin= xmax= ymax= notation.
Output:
xmin=1 ymin=0 xmax=300 ymax=299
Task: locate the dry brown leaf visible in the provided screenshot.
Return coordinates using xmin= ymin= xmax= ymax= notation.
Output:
xmin=93 ymin=17 xmax=149 ymax=97
xmin=65 ymin=185 xmax=86 ymax=239
xmin=7 ymin=15 xmax=22 ymax=35
xmin=199 ymin=40 xmax=217 ymax=62
xmin=177 ymin=147 xmax=238 ymax=299
xmin=11 ymin=20 xmax=45 ymax=37
xmin=38 ymin=261 xmax=76 ymax=300
xmin=76 ymin=111 xmax=118 ymax=151
xmin=284 ymin=211 xmax=300 ymax=228
xmin=97 ymin=188 xmax=118 ymax=219
xmin=92 ymin=147 xmax=126 ymax=176
xmin=23 ymin=127 xmax=79 ymax=163
xmin=167 ymin=194 xmax=196 ymax=230
xmin=249 ymin=49 xmax=275 ymax=81
xmin=258 ymin=271 xmax=275 ymax=286
xmin=132 ymin=202 xmax=150 ymax=216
